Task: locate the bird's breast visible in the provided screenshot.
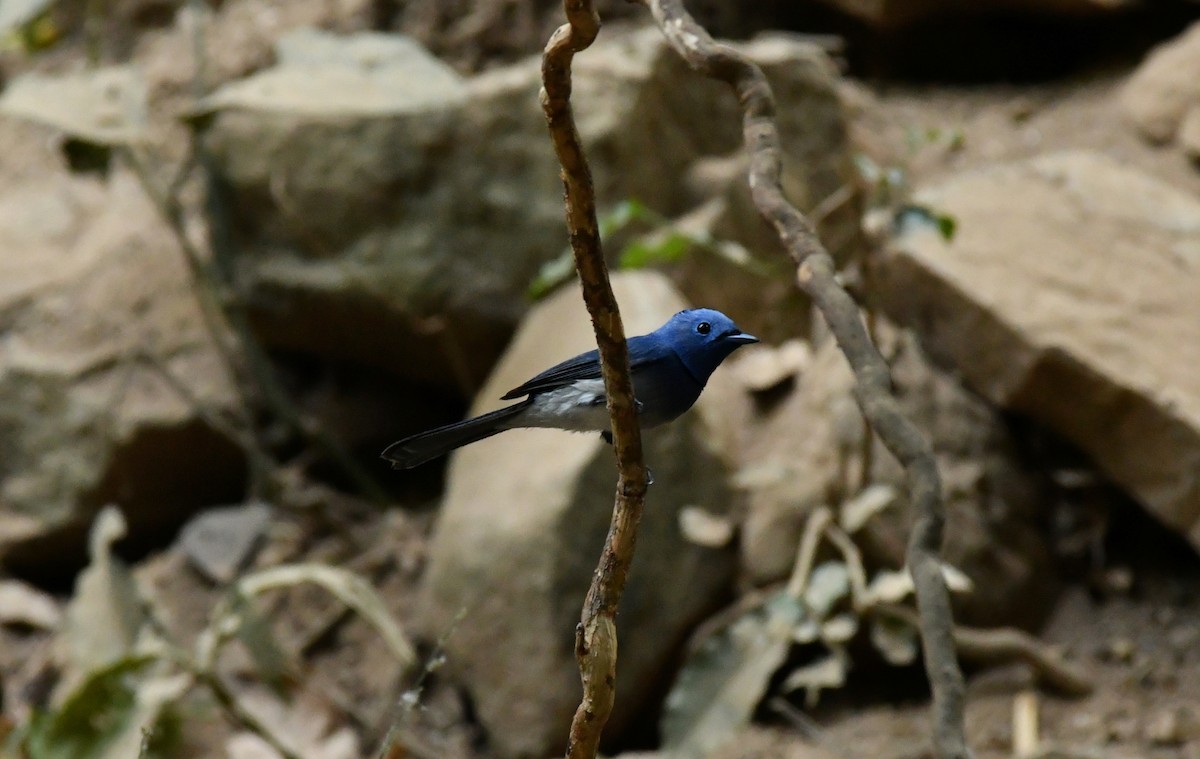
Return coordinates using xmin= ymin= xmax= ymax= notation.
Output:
xmin=631 ymin=357 xmax=704 ymax=427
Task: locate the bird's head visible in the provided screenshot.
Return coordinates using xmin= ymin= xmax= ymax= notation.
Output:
xmin=660 ymin=308 xmax=758 ymax=384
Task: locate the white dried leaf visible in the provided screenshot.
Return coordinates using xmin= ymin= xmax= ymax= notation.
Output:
xmin=678 ymin=506 xmax=734 ymax=547
xmin=781 ymin=653 xmax=847 ymax=707
xmin=235 ymin=563 xmax=416 ymax=669
xmin=864 ymin=563 xmax=973 ymax=607
xmin=731 ymin=461 xmax=791 ymax=490
xmin=940 ymin=563 xmax=974 ymax=594
xmin=864 ymin=569 xmax=914 ymax=606
xmin=820 ymin=613 xmax=859 ymax=644
xmin=61 ymin=507 xmax=145 ymax=677
xmin=792 ymin=618 xmax=820 ymax=644
xmin=870 ymin=616 xmax=919 ymax=666
xmin=0 ymin=579 xmax=62 ymax=629
xmin=804 ymin=561 xmax=850 ymax=620
xmin=839 ymin=484 xmax=897 ymax=534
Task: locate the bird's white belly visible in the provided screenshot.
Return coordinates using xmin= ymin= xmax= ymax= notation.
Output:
xmin=515 ymin=379 xmax=610 ymax=432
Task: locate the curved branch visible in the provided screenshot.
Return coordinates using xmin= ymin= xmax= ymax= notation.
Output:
xmin=637 ymin=3 xmax=970 ymax=758
xmin=540 ymin=2 xmax=651 ymax=757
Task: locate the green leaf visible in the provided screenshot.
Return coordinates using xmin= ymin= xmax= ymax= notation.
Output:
xmin=618 ymin=232 xmax=693 ymax=270
xmin=601 ymin=198 xmax=653 ymax=235
xmin=528 ymin=199 xmax=661 ymax=299
xmin=895 ymin=204 xmax=958 ymax=242
xmin=935 ymin=211 xmax=957 ymax=241
xmin=24 ymin=656 xmax=155 ymax=759
xmin=527 ymin=250 xmax=575 ymax=300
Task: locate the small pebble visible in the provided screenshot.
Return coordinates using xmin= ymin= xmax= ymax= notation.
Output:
xmin=1102 ymin=637 xmax=1136 ymax=663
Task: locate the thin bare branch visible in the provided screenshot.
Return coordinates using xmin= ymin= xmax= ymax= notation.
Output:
xmin=540 ymin=2 xmax=650 ymax=758
xmin=874 ymin=605 xmax=1093 ymax=698
xmin=636 ymin=2 xmax=970 ymax=757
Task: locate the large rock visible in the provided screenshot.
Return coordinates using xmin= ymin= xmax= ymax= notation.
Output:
xmin=1122 ymin=21 xmax=1200 ymax=149
xmin=0 ymin=158 xmax=245 ymax=578
xmin=417 ymin=271 xmax=743 ymax=759
xmin=200 ymin=26 xmax=855 ymax=392
xmin=736 ymin=325 xmax=1057 ymax=629
xmin=876 ymin=151 xmax=1200 ymax=550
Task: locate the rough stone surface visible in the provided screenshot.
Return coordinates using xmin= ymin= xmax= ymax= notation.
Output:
xmin=202 ymin=27 xmax=854 ymax=392
xmin=417 ymin=271 xmax=743 ymax=759
xmin=1179 ymin=105 xmax=1200 ymax=160
xmin=736 ymin=324 xmax=1057 ymax=629
xmin=876 ymin=151 xmax=1200 ymax=550
xmin=1122 ymin=21 xmax=1200 ymax=145
xmin=0 ymin=153 xmax=244 ymax=575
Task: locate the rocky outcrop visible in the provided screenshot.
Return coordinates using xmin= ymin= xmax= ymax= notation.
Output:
xmin=876 ymin=151 xmax=1200 ymax=551
xmin=417 ymin=271 xmax=744 ymax=758
xmin=0 ymin=158 xmax=244 ymax=576
xmin=1122 ymin=21 xmax=1200 ymax=156
xmin=736 ymin=325 xmax=1058 ymax=629
xmin=200 ymin=27 xmax=855 ymax=393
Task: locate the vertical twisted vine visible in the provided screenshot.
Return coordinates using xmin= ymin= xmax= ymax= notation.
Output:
xmin=638 ymin=2 xmax=970 ymax=757
xmin=540 ymin=2 xmax=651 ymax=757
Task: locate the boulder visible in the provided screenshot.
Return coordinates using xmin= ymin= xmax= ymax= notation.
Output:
xmin=876 ymin=151 xmax=1200 ymax=551
xmin=0 ymin=150 xmax=244 ymax=578
xmin=417 ymin=271 xmax=744 ymax=759
xmin=1180 ymin=106 xmax=1200 ymax=160
xmin=1122 ymin=21 xmax=1200 ymax=147
xmin=736 ymin=325 xmax=1057 ymax=629
xmin=200 ymin=26 xmax=855 ymax=393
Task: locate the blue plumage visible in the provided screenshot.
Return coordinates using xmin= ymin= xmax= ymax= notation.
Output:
xmin=381 ymin=308 xmax=757 ymax=469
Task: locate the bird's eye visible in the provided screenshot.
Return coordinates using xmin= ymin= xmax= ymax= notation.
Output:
xmin=696 ymin=322 xmax=712 ymax=335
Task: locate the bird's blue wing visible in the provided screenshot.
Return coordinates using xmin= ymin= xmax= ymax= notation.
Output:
xmin=501 ymin=348 xmax=602 ymax=399
xmin=500 ymin=334 xmax=673 ymax=400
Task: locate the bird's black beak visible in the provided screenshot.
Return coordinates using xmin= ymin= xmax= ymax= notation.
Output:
xmin=725 ymin=331 xmax=759 ymax=345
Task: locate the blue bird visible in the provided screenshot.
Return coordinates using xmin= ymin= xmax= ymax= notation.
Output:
xmin=381 ymin=308 xmax=758 ymax=469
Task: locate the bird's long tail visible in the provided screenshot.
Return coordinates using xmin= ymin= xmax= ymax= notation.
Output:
xmin=381 ymin=398 xmax=533 ymax=469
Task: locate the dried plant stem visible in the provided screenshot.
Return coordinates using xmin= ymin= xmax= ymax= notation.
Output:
xmin=637 ymin=2 xmax=970 ymax=757
xmin=875 ymin=605 xmax=1094 ymax=698
xmin=541 ymin=2 xmax=650 ymax=758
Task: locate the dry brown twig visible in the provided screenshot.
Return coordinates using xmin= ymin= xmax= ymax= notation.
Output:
xmin=874 ymin=605 xmax=1093 ymax=698
xmin=540 ymin=2 xmax=651 ymax=758
xmin=637 ymin=2 xmax=970 ymax=757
